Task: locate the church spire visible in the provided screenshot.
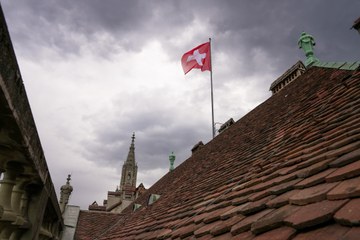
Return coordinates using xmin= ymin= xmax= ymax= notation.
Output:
xmin=119 ymin=133 xmax=138 ymax=193
xmin=126 ymin=132 xmax=136 ymax=164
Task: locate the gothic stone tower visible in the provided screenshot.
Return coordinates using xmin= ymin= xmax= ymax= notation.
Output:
xmin=119 ymin=133 xmax=138 ymax=200
xmin=89 ymin=133 xmax=144 ymax=213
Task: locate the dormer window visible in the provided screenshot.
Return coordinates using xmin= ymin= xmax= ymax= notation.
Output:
xmin=133 ymin=203 xmax=142 ymax=211
xmin=148 ymin=194 xmax=161 ymax=205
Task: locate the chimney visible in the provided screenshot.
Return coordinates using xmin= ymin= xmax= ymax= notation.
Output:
xmin=191 ymin=141 xmax=204 ymax=154
xmin=269 ymin=61 xmax=306 ymax=94
xmin=59 ymin=174 xmax=73 ymax=214
xmin=218 ymin=118 xmax=235 ymax=134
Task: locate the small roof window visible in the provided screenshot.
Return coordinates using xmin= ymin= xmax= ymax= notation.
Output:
xmin=148 ymin=194 xmax=161 ymax=205
xmin=133 ymin=203 xmax=142 ymax=211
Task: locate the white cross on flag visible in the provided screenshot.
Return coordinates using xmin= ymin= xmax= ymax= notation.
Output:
xmin=181 ymin=42 xmax=211 ymax=74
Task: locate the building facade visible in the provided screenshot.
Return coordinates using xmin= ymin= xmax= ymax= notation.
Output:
xmin=0 ymin=4 xmax=63 ymax=239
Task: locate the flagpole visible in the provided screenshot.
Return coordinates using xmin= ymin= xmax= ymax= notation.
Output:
xmin=209 ymin=38 xmax=215 ymax=138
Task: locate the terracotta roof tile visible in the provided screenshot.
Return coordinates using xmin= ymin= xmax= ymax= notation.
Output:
xmin=276 ymin=164 xmax=299 ymax=175
xmin=295 ymin=158 xmax=333 ymax=178
xmin=193 ymin=199 xmax=213 ymax=210
xmin=209 ymin=232 xmax=244 ymax=240
xmin=171 ymin=223 xmax=202 ymax=239
xmin=220 ymin=206 xmax=245 ymax=220
xmin=334 ymin=198 xmax=360 ymax=226
xmin=289 ymin=181 xmax=339 ymax=205
xmin=292 ymin=224 xmax=350 ymax=240
xmin=325 ymin=159 xmax=360 ymax=182
xmin=210 ymin=215 xmax=245 ymax=236
xmin=294 ymin=168 xmax=337 ymax=189
xmin=74 ymin=211 xmax=125 ymax=239
xmin=175 ymin=215 xmax=195 ymax=227
xmin=193 ymin=221 xmax=219 ymax=237
xmin=248 ymin=188 xmax=272 ymax=201
xmin=231 ymin=194 xmax=252 ymax=206
xmin=230 ymin=231 xmax=255 ymax=239
xmin=267 ymin=193 xmax=293 ymax=209
xmin=329 ymin=148 xmax=360 ymax=168
xmin=202 ymin=205 xmax=234 ymax=223
xmin=326 ymin=141 xmax=360 ymax=159
xmin=203 ymin=200 xmax=232 ymax=213
xmin=192 ymin=234 xmax=212 ymax=240
xmin=327 ymin=176 xmax=360 ymax=200
xmin=269 ymin=179 xmax=302 ymax=195
xmin=77 ymin=67 xmax=360 ymax=240
xmin=252 ymin=226 xmax=296 ymax=240
xmin=231 ymin=209 xmax=273 ymax=235
xmin=341 ymin=227 xmax=360 ymax=240
xmin=248 ymin=173 xmax=298 ymax=199
xmin=133 ymin=231 xmax=152 ymax=240
xmin=239 ymin=195 xmax=276 ymax=215
xmin=251 ymin=204 xmax=300 ymax=234
xmin=284 ymin=199 xmax=348 ymax=229
xmin=230 ymin=185 xmax=255 ymax=197
xmin=155 ymin=228 xmax=172 ymax=239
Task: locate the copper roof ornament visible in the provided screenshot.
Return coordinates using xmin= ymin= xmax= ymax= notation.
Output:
xmin=169 ymin=152 xmax=176 ymax=172
xmin=298 ymin=32 xmax=319 ymax=67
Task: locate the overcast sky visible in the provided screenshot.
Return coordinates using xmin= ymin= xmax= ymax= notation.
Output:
xmin=1 ymin=0 xmax=359 ymax=209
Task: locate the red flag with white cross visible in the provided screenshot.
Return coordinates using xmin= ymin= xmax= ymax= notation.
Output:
xmin=181 ymin=42 xmax=211 ymax=74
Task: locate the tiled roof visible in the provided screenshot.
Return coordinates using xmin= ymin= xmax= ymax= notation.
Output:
xmin=75 ymin=211 xmax=125 ymax=239
xmin=107 ymin=200 xmax=124 ymax=212
xmin=88 ymin=201 xmax=107 ymax=211
xmin=77 ymin=66 xmax=360 ymax=239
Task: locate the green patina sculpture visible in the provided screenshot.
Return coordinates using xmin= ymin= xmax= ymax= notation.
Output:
xmin=169 ymin=152 xmax=176 ymax=171
xmin=298 ymin=32 xmax=319 ymax=67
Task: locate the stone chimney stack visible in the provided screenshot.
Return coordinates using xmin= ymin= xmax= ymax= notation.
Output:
xmin=59 ymin=174 xmax=73 ymax=214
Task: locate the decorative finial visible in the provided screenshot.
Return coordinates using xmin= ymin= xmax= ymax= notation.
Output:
xmin=66 ymin=174 xmax=71 ymax=184
xmin=298 ymin=32 xmax=319 ymax=67
xmin=169 ymin=152 xmax=176 ymax=172
xmin=132 ymin=132 xmax=135 ymax=143
xmin=59 ymin=174 xmax=73 ymax=214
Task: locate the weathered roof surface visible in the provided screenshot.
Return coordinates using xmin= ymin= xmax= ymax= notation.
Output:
xmin=78 ymin=66 xmax=360 ymax=239
xmin=75 ymin=211 xmax=125 ymax=239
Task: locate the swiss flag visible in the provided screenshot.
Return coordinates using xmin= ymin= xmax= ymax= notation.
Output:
xmin=181 ymin=42 xmax=211 ymax=74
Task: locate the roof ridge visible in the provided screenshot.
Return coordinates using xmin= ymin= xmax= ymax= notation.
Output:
xmin=312 ymin=61 xmax=360 ymax=70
